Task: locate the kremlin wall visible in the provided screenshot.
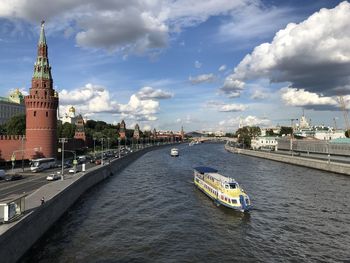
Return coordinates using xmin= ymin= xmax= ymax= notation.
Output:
xmin=0 ymin=22 xmax=184 ymax=163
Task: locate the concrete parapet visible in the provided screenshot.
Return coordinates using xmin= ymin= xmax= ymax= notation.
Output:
xmin=225 ymin=145 xmax=350 ymax=176
xmin=0 ymin=144 xmax=173 ymax=263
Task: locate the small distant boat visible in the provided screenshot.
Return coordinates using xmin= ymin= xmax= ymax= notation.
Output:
xmin=193 ymin=167 xmax=251 ymax=212
xmin=189 ymin=142 xmax=194 ymax=146
xmin=170 ymin=148 xmax=179 ymax=157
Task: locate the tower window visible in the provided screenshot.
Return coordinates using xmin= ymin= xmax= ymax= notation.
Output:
xmin=46 ymin=111 xmax=48 ymax=117
xmin=34 ymin=111 xmax=36 ymax=117
xmin=44 ymin=84 xmax=46 ymax=88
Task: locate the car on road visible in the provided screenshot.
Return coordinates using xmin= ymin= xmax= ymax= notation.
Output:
xmin=95 ymin=159 xmax=102 ymax=165
xmin=64 ymin=161 xmax=72 ymax=168
xmin=5 ymin=174 xmax=23 ymax=181
xmin=46 ymin=173 xmax=61 ymax=181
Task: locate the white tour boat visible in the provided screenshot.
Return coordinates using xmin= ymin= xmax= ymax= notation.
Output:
xmin=170 ymin=148 xmax=179 ymax=157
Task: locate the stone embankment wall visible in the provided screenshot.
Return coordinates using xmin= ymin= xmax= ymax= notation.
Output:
xmin=225 ymin=145 xmax=350 ymax=176
xmin=0 ymin=145 xmax=168 ymax=263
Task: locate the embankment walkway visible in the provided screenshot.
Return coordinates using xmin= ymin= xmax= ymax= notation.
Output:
xmin=225 ymin=145 xmax=350 ymax=176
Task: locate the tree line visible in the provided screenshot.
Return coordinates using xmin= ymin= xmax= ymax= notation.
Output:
xmin=0 ymin=114 xmax=152 ymax=148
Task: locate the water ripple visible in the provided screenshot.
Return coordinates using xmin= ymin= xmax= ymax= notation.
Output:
xmin=21 ymin=144 xmax=350 ymax=262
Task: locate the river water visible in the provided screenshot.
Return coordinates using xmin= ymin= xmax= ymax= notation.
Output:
xmin=22 ymin=143 xmax=350 ymax=262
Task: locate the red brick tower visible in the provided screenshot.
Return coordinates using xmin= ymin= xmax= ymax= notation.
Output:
xmin=119 ymin=120 xmax=126 ymax=139
xmin=74 ymin=114 xmax=86 ymax=141
xmin=180 ymin=126 xmax=185 ymax=141
xmin=133 ymin=124 xmax=140 ymax=139
xmin=25 ymin=21 xmax=59 ymax=159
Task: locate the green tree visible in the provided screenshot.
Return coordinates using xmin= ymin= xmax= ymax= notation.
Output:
xmin=279 ymin=126 xmax=293 ymax=136
xmin=266 ymin=129 xmax=275 ymax=136
xmin=235 ymin=126 xmax=261 ymax=147
xmin=0 ymin=123 xmax=6 ymax=135
xmin=5 ymin=114 xmax=26 ymax=135
xmin=60 ymin=122 xmax=76 ymax=138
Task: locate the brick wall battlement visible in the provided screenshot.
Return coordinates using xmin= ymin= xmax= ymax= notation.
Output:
xmin=0 ymin=135 xmax=24 ymax=141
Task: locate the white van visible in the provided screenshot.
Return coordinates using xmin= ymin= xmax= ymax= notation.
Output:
xmin=77 ymin=156 xmax=86 ymax=164
xmin=0 ymin=170 xmax=6 ymax=180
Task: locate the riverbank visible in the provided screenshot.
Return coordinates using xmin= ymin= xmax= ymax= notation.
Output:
xmin=225 ymin=145 xmax=350 ymax=176
xmin=0 ymin=144 xmax=174 ymax=263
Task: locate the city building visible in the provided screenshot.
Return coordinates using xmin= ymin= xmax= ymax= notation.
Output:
xmin=251 ymin=136 xmax=278 ymax=150
xmin=214 ymin=130 xmax=225 ymax=137
xmin=60 ymin=106 xmax=78 ymax=124
xmin=0 ymin=89 xmax=25 ymax=124
xmin=293 ymin=112 xmax=345 ymax=140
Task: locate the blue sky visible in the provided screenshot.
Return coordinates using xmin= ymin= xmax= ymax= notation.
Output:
xmin=0 ymin=0 xmax=349 ymax=132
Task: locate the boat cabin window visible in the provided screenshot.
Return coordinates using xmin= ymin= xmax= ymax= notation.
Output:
xmin=229 ymin=183 xmax=236 ymax=189
xmin=224 ymin=184 xmax=229 ymax=189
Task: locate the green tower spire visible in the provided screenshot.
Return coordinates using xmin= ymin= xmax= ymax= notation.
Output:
xmin=32 ymin=20 xmax=52 ymax=80
xmin=39 ymin=20 xmax=46 ymax=45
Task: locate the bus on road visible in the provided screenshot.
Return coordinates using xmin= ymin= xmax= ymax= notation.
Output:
xmin=30 ymin=158 xmax=56 ymax=172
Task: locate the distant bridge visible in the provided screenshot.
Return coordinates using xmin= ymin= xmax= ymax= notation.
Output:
xmin=191 ymin=137 xmax=237 ymax=143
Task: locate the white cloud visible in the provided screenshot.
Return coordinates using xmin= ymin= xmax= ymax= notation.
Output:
xmin=219 ymin=78 xmax=245 ymax=98
xmin=250 ymin=89 xmax=267 ymax=100
xmin=280 ymin=87 xmax=338 ymax=110
xmin=223 ymin=2 xmax=350 ymax=97
xmin=219 ymin=115 xmax=271 ymax=129
xmin=219 ymin=104 xmax=247 ymax=112
xmin=218 ymin=4 xmax=294 ymax=42
xmin=189 ymin=73 xmax=215 ymax=84
xmin=59 ymin=83 xmax=172 ymax=121
xmin=59 ymin=83 xmax=118 ymax=112
xmin=207 ymin=101 xmax=247 ymax=112
xmin=135 ymin=86 xmax=173 ymax=100
xmin=0 ymin=0 xmax=255 ymax=55
xmin=194 ymin=60 xmax=202 ymax=69
xmin=142 ymin=124 xmax=152 ymax=131
xmin=218 ymin=64 xmax=226 ymax=71
xmin=8 ymin=87 xmax=28 ymax=96
xmin=175 ymin=115 xmax=199 ymax=124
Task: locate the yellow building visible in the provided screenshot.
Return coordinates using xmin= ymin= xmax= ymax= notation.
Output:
xmin=0 ymin=89 xmax=25 ymax=124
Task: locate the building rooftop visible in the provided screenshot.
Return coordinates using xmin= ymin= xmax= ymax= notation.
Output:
xmin=329 ymin=138 xmax=350 ymax=144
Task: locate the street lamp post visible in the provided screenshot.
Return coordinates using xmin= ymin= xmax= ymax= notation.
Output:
xmin=327 ymin=141 xmax=330 ymax=164
xmin=93 ymin=138 xmax=96 ymax=158
xmin=118 ymin=138 xmax=121 ymax=158
xmin=21 ymin=135 xmax=25 ymax=172
xmin=59 ymin=138 xmax=68 ymax=180
xmin=101 ymin=138 xmax=104 ymax=165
